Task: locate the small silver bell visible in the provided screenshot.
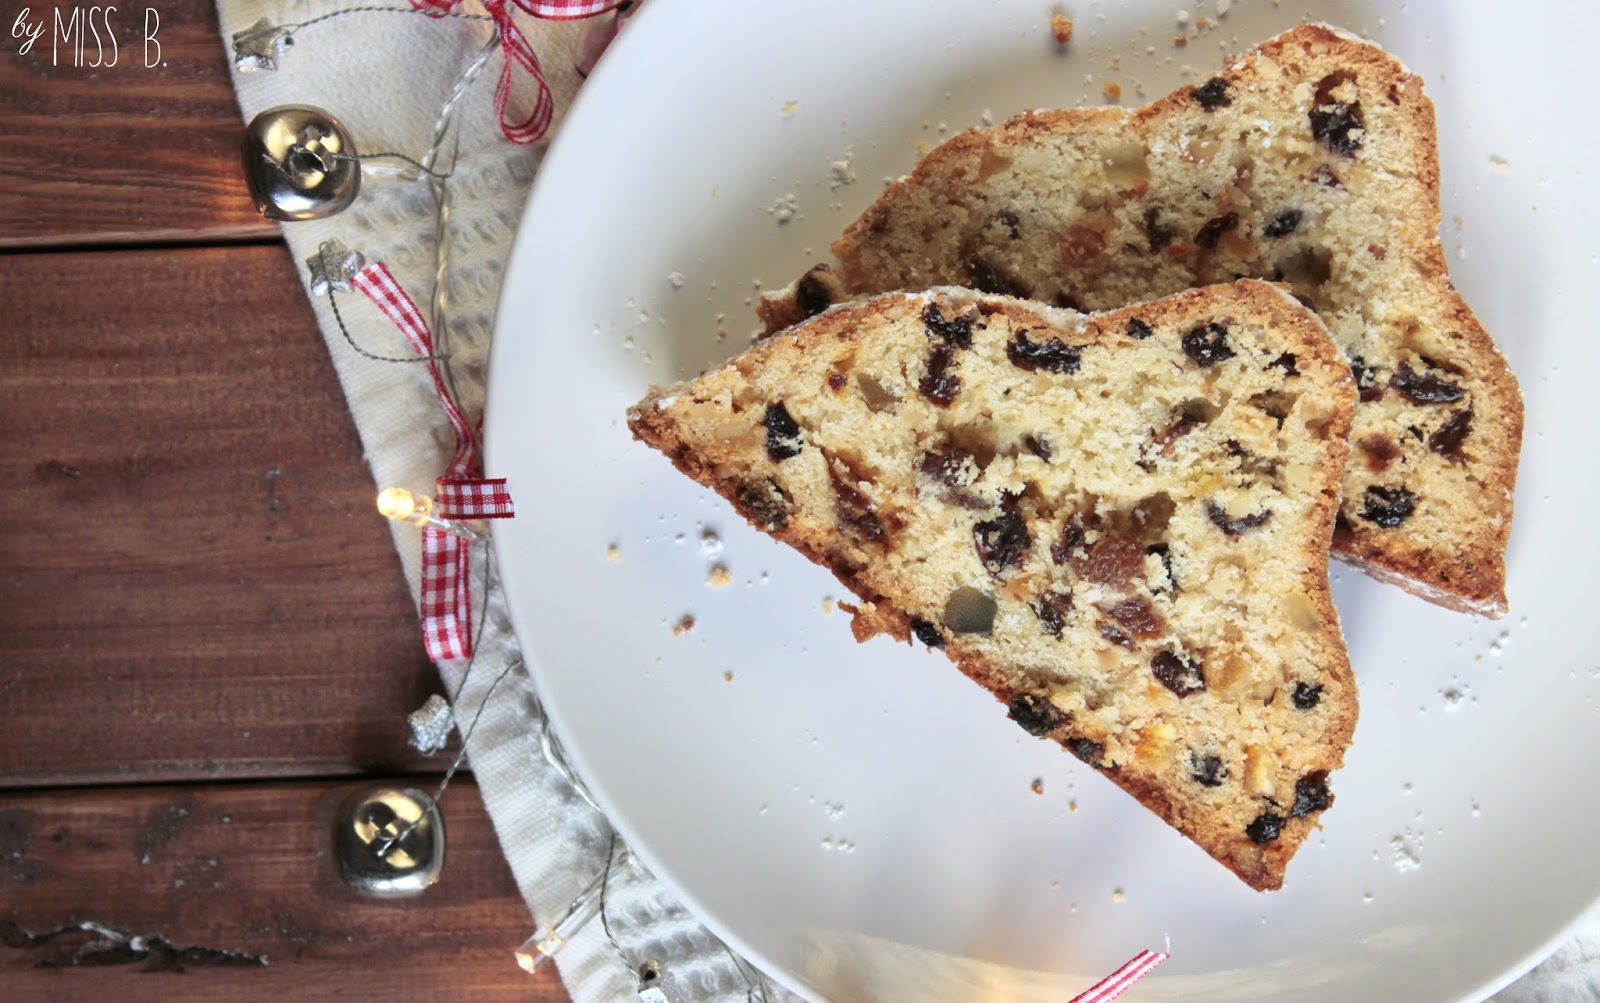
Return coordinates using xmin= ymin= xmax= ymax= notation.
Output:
xmin=334 ymin=785 xmax=445 ymax=896
xmin=243 ymin=105 xmax=360 ymax=221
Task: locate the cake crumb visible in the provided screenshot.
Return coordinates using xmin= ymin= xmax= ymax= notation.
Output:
xmin=1068 ymin=799 xmax=1078 ymax=813
xmin=666 ymin=271 xmax=685 ymax=289
xmin=708 ymin=564 xmax=732 ymax=588
xmin=723 ymin=671 xmax=734 ymax=682
xmin=821 ymin=596 xmax=836 ymax=616
xmin=1112 ymin=888 xmax=1125 ymax=903
xmin=606 ymin=543 xmax=620 ymax=563
xmin=1050 ymin=13 xmax=1074 ymax=46
xmin=1031 ymin=778 xmax=1045 ymax=795
xmin=672 ymin=614 xmax=696 ymax=636
xmin=1489 ymin=155 xmax=1512 ymax=175
xmin=780 ymin=100 xmax=799 ymax=117
xmin=767 ymin=193 xmax=800 ymax=224
xmin=1173 ymin=34 xmax=1188 ymax=47
xmin=1195 ymin=15 xmax=1212 ymax=31
xmin=980 ymin=108 xmax=994 ymax=126
xmin=1103 ymin=82 xmax=1122 ymax=101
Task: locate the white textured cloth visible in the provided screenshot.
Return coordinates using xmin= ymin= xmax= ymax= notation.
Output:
xmin=213 ymin=4 xmax=1596 ymax=1000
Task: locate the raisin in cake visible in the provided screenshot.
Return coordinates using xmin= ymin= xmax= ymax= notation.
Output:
xmin=762 ymin=23 xmax=1522 ymax=617
xmin=630 ymin=280 xmax=1357 ymax=890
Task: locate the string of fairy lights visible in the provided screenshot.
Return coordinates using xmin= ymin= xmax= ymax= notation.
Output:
xmin=233 ymin=3 xmax=773 ymax=998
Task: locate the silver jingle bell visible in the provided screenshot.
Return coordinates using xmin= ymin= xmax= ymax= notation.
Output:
xmin=243 ymin=105 xmax=360 ymax=221
xmin=333 ymin=785 xmax=445 ymax=897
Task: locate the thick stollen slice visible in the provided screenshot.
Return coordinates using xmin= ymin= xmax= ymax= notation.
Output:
xmin=765 ymin=23 xmax=1522 ymax=617
xmin=630 ymin=280 xmax=1358 ymax=890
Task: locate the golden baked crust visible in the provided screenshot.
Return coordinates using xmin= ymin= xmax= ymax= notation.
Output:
xmin=773 ymin=24 xmax=1522 ymax=616
xmin=630 ymin=280 xmax=1358 ymax=890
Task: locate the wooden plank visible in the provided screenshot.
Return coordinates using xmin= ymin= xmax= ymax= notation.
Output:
xmin=0 ymin=0 xmax=275 ymax=246
xmin=0 ymin=244 xmax=446 ymax=786
xmin=0 ymin=778 xmax=571 ymax=1001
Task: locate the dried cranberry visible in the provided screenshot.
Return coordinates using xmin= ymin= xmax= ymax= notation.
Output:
xmin=1195 ymin=212 xmax=1240 ymax=250
xmin=919 ymin=344 xmax=961 ymax=407
xmin=910 ymin=617 xmax=945 ymax=647
xmin=1290 ymin=772 xmax=1332 ymax=818
xmin=922 ymin=302 xmax=974 ymax=348
xmin=1022 ymin=434 xmax=1053 ymax=461
xmin=967 ymin=256 xmax=1027 ymax=297
xmin=827 ymin=372 xmax=848 ymax=391
xmin=1246 ymin=809 xmax=1286 ymax=844
xmin=1033 ymin=590 xmax=1073 ymax=638
xmin=997 ymin=209 xmax=1022 ymax=239
xmin=736 ymin=480 xmax=788 ymax=531
xmin=1308 ymin=164 xmax=1345 ymax=189
xmin=1390 ymin=361 xmax=1465 ymax=404
xmin=796 ymin=268 xmax=834 ymax=318
xmin=1104 ymin=596 xmax=1165 ymax=639
xmin=1348 ymin=355 xmax=1382 ymax=402
xmin=1148 ymin=543 xmax=1178 ymax=591
xmin=1127 ymin=317 xmax=1154 ymax=340
xmin=1149 ymin=408 xmax=1204 ymax=459
xmin=1007 ymin=332 xmax=1082 ymax=374
xmin=974 ymin=499 xmax=1032 ymax=579
xmin=1143 ymin=207 xmax=1177 ymax=251
xmin=1151 ymin=650 xmax=1205 ymax=697
xmin=1067 ymin=737 xmax=1107 ymax=768
xmin=1007 ymin=693 xmax=1065 ymax=736
xmin=1292 ymin=681 xmax=1324 ymax=710
xmin=1359 ymin=485 xmax=1416 ymax=527
xmin=1359 ymin=434 xmax=1400 ymax=473
xmin=1072 ymin=531 xmax=1145 ymax=588
xmin=831 ymin=468 xmax=885 ymax=544
xmin=1182 ymin=322 xmax=1236 ymax=367
xmin=1099 ymin=622 xmax=1134 ymax=648
xmin=1206 ymin=501 xmax=1272 ymax=537
xmin=1051 ymin=516 xmax=1085 ymax=566
xmin=1263 ymin=209 xmax=1302 ymax=238
xmin=1430 ymin=408 xmax=1473 ymax=457
xmin=1190 ymin=752 xmax=1226 ymax=787
xmin=1192 ymin=76 xmax=1233 ymax=109
xmin=1310 ymin=72 xmax=1364 ymax=157
xmin=763 ymin=403 xmax=803 ymax=461
xmin=919 ymin=447 xmax=974 ymax=487
xmin=1268 ymin=352 xmax=1299 ymax=375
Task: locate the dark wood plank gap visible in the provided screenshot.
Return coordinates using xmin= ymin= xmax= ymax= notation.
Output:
xmin=0 ymin=244 xmax=447 ymax=786
xmin=0 ymin=778 xmax=569 ymax=1001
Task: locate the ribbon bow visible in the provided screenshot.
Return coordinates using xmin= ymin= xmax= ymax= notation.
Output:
xmin=352 ymin=264 xmax=514 ymax=661
xmin=412 ymin=0 xmax=626 ymax=144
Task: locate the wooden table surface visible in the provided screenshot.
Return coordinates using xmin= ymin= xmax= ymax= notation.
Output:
xmin=0 ymin=2 xmax=571 ymax=998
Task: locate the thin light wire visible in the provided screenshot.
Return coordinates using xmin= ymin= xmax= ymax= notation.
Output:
xmin=597 ymin=832 xmax=634 ymax=974
xmin=287 ymin=4 xmax=491 ymax=36
xmin=332 ymin=151 xmax=453 ymax=180
xmin=327 ymin=286 xmax=448 ymax=363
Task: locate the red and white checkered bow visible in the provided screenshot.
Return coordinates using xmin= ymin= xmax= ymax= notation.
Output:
xmin=410 ymin=0 xmax=628 ymax=144
xmin=353 ymin=264 xmax=515 ymax=661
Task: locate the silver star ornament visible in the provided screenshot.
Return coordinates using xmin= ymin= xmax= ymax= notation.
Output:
xmin=232 ymin=17 xmax=294 ymax=72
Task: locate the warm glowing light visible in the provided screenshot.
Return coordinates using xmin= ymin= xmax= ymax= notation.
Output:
xmin=375 ymin=486 xmax=483 ymax=540
xmin=376 ymin=486 xmax=430 ymax=525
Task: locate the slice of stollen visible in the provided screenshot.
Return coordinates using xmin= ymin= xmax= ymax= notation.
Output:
xmin=630 ymin=280 xmax=1357 ymax=891
xmin=761 ymin=23 xmax=1522 ymax=617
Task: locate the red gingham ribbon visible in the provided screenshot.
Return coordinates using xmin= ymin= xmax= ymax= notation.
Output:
xmin=412 ymin=0 xmax=625 ymax=144
xmin=1068 ymin=950 xmax=1168 ymax=1003
xmin=352 ymin=263 xmax=515 ymax=661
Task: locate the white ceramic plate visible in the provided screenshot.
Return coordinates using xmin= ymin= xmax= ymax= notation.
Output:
xmin=487 ymin=2 xmax=1600 ymax=999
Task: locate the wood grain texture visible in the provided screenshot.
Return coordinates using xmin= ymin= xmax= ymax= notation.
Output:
xmin=0 ymin=0 xmax=274 ymax=246
xmin=0 ymin=778 xmax=566 ymax=1001
xmin=0 ymin=244 xmax=446 ymax=786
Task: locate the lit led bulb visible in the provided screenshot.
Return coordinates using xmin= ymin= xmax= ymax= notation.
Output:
xmin=376 ymin=486 xmax=483 ymax=540
xmin=514 ymin=867 xmax=606 ymax=973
